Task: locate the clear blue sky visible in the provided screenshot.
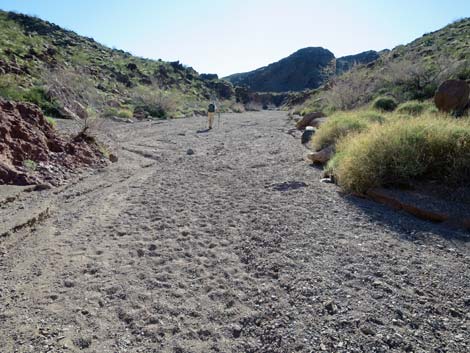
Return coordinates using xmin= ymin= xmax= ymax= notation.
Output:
xmin=0 ymin=0 xmax=469 ymax=76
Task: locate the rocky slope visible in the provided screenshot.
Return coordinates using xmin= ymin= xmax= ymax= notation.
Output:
xmin=0 ymin=99 xmax=105 ymax=185
xmin=296 ymin=18 xmax=470 ymax=112
xmin=0 ymin=10 xmax=235 ymax=119
xmin=225 ymin=48 xmax=380 ymax=92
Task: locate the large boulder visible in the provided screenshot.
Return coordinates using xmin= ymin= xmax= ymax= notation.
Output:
xmin=296 ymin=112 xmax=325 ymax=130
xmin=0 ymin=99 xmax=104 ymax=185
xmin=434 ymin=79 xmax=470 ymax=113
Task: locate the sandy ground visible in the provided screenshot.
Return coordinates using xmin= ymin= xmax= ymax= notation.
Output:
xmin=0 ymin=111 xmax=469 ymax=353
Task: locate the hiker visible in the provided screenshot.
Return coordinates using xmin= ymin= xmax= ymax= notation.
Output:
xmin=207 ymin=102 xmax=216 ymax=130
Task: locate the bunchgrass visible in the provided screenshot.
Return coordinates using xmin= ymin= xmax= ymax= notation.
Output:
xmin=311 ymin=110 xmax=386 ymax=150
xmin=395 ymin=100 xmax=436 ymax=116
xmin=326 ymin=113 xmax=470 ymax=193
xmin=371 ymin=96 xmax=398 ymax=112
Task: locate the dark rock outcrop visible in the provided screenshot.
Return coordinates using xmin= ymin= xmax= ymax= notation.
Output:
xmin=225 ymin=48 xmax=380 ymax=93
xmin=225 ymin=47 xmax=335 ymax=92
xmin=335 ymin=50 xmax=380 ymax=75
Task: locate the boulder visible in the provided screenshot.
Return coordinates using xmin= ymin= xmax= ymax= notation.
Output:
xmin=306 ymin=145 xmax=333 ymax=164
xmin=434 ymin=79 xmax=470 ymax=113
xmin=296 ymin=112 xmax=325 ymax=130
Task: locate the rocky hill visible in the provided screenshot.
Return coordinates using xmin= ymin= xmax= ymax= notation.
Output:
xmin=224 ymin=47 xmax=379 ymax=92
xmin=335 ymin=50 xmax=381 ymax=75
xmin=0 ymin=10 xmax=235 ymax=119
xmin=296 ymin=18 xmax=470 ymax=113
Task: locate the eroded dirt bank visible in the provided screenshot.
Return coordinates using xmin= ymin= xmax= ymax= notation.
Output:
xmin=0 ymin=111 xmax=469 ymax=352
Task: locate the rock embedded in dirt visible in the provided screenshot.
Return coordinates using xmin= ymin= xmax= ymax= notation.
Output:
xmin=324 ymin=300 xmax=338 ymax=315
xmin=301 ymin=127 xmax=315 ymax=145
xmin=307 ymin=145 xmax=333 ymax=164
xmin=64 ymin=279 xmax=75 ymax=288
xmin=434 ymin=79 xmax=470 ymax=113
xmin=186 ymin=148 xmax=195 ymax=155
xmin=109 ymin=154 xmax=118 ymax=163
xmin=0 ymin=99 xmax=105 ymax=185
xmin=296 ymin=112 xmax=325 ymax=130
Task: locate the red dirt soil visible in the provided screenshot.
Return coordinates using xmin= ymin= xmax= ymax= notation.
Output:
xmin=0 ymin=99 xmax=104 ymax=185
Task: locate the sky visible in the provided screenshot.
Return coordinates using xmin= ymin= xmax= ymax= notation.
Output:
xmin=0 ymin=0 xmax=469 ymax=76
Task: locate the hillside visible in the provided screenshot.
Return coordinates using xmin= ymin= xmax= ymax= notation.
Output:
xmin=0 ymin=11 xmax=235 ymax=119
xmin=297 ymin=18 xmax=470 ymax=113
xmin=224 ymin=48 xmax=379 ymax=92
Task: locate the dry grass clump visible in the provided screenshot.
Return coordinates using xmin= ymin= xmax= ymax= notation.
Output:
xmin=395 ymin=100 xmax=437 ymax=116
xmin=311 ymin=110 xmax=386 ymax=150
xmin=326 ymin=113 xmax=470 ymax=192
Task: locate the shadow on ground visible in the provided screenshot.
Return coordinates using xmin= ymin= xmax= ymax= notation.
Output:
xmin=343 ymin=193 xmax=470 ymax=243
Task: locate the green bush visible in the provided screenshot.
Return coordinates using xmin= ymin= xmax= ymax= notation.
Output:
xmin=372 ymin=96 xmax=398 ymax=112
xmin=0 ymin=79 xmax=61 ymax=117
xmin=45 ymin=116 xmax=57 ymax=128
xmin=22 ymin=87 xmax=61 ymax=117
xmin=327 ymin=114 xmax=470 ymax=193
xmin=395 ymin=100 xmax=434 ymax=116
xmin=103 ymin=106 xmax=133 ymax=119
xmin=22 ymin=159 xmax=37 ymax=172
xmin=311 ymin=110 xmax=386 ymax=150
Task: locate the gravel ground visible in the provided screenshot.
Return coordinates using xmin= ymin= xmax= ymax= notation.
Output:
xmin=0 ymin=111 xmax=469 ymax=353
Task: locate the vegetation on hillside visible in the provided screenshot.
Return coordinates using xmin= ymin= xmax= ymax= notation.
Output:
xmin=0 ymin=10 xmax=237 ymax=119
xmin=295 ymin=18 xmax=470 ymax=115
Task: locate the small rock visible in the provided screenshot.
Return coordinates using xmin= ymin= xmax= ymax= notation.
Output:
xmin=109 ymin=154 xmax=118 ymax=163
xmin=361 ymin=326 xmax=376 ymax=336
xmin=73 ymin=337 xmax=91 ymax=349
xmin=34 ymin=183 xmax=53 ymax=191
xmin=186 ymin=148 xmax=194 ymax=155
xmin=325 ymin=300 xmax=338 ymax=315
xmin=64 ymin=280 xmax=75 ymax=288
xmin=232 ymin=324 xmax=242 ymax=338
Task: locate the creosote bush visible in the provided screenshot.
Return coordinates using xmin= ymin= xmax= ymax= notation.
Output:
xmin=372 ymin=96 xmax=398 ymax=112
xmin=326 ymin=114 xmax=470 ymax=193
xmin=311 ymin=110 xmax=385 ymax=150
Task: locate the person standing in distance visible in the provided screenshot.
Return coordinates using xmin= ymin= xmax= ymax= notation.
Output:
xmin=207 ymin=102 xmax=216 ymax=130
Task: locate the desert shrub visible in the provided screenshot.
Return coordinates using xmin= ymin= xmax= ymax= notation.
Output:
xmin=44 ymin=67 xmax=105 ymax=118
xmin=22 ymin=87 xmax=62 ymax=116
xmin=372 ymin=96 xmax=397 ymax=112
xmin=103 ymin=106 xmax=133 ymax=119
xmin=45 ymin=116 xmax=57 ymax=128
xmin=327 ymin=114 xmax=470 ymax=192
xmin=324 ymin=69 xmax=380 ymax=110
xmin=229 ymin=102 xmax=245 ymax=113
xmin=22 ymin=159 xmax=37 ymax=172
xmin=395 ymin=100 xmax=434 ymax=116
xmin=311 ymin=110 xmax=386 ymax=150
xmin=131 ymin=85 xmax=179 ymax=119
